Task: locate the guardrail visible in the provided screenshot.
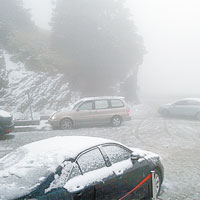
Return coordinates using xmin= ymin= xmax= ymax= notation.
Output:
xmin=14 ymin=120 xmax=40 ymax=126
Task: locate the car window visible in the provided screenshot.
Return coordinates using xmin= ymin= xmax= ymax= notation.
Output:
xmin=68 ymin=163 xmax=82 ymax=180
xmin=78 ymin=101 xmax=93 ymax=111
xmin=111 ymin=99 xmax=124 ymax=108
xmin=174 ymin=100 xmax=189 ymax=105
xmin=103 ymin=145 xmax=131 ymax=164
xmin=77 ymin=148 xmax=106 ymax=173
xmin=95 ymin=100 xmax=109 ymax=109
xmin=72 ymin=100 xmax=84 ymax=110
xmin=187 ymin=100 xmax=200 ymax=105
xmin=45 ymin=161 xmax=74 ymax=192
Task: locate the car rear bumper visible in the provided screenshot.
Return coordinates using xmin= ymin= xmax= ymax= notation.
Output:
xmin=123 ymin=116 xmax=131 ymax=121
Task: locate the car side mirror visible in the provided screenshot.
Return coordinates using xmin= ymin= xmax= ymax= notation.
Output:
xmin=131 ymin=154 xmax=139 ymax=161
xmin=76 ymin=108 xmax=80 ymax=112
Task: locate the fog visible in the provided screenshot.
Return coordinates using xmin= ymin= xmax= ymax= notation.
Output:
xmin=23 ymin=0 xmax=54 ymax=30
xmin=23 ymin=0 xmax=200 ymax=98
xmin=127 ymin=0 xmax=200 ymax=98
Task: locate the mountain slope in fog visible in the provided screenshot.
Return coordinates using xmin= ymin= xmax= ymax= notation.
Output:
xmin=0 ymin=51 xmax=78 ymax=119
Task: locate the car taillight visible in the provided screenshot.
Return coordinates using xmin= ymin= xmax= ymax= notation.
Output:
xmin=6 ymin=129 xmax=11 ymax=134
xmin=128 ymin=109 xmax=130 ymax=116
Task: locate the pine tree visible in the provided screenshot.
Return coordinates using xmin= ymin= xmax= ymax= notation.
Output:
xmin=51 ymin=0 xmax=145 ymax=99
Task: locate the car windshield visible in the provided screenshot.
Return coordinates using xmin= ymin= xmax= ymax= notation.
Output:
xmin=0 ymin=148 xmax=58 ymax=200
xmin=72 ymin=100 xmax=84 ymax=110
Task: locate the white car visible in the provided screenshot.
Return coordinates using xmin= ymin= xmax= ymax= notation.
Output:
xmin=159 ymin=98 xmax=200 ymax=120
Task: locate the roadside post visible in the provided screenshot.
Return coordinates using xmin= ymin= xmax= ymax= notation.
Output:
xmin=151 ymin=171 xmax=157 ymax=200
xmin=27 ymin=90 xmax=33 ymax=120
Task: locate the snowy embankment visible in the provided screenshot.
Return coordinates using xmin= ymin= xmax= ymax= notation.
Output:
xmin=0 ymin=51 xmax=79 ymax=120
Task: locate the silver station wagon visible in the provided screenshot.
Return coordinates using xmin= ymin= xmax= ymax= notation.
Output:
xmin=48 ymin=96 xmax=131 ymax=129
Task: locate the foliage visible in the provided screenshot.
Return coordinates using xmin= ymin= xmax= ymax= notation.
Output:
xmin=51 ymin=0 xmax=145 ymax=99
xmin=0 ymin=0 xmax=55 ymax=72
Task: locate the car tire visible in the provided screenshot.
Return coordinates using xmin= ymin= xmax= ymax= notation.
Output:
xmin=154 ymin=169 xmax=162 ymax=197
xmin=196 ymin=112 xmax=200 ymax=120
xmin=60 ymin=118 xmax=74 ymax=130
xmin=111 ymin=115 xmax=122 ymax=127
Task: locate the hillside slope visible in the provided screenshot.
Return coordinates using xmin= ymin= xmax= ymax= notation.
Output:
xmin=0 ymin=51 xmax=78 ymax=119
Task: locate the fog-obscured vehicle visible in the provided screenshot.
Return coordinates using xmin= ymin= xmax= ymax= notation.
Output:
xmin=0 ymin=136 xmax=164 ymax=200
xmin=159 ymin=98 xmax=200 ymax=120
xmin=0 ymin=109 xmax=14 ymax=137
xmin=49 ymin=96 xmax=131 ymax=129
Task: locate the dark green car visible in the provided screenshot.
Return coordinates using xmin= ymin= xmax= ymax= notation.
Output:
xmin=0 ymin=109 xmax=14 ymax=137
xmin=0 ymin=136 xmax=164 ymax=200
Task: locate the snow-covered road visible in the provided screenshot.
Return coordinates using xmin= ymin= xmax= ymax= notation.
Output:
xmin=0 ymin=105 xmax=200 ymax=199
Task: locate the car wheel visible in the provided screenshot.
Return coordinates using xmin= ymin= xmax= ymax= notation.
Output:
xmin=196 ymin=112 xmax=200 ymax=120
xmin=154 ymin=170 xmax=162 ymax=197
xmin=60 ymin=118 xmax=74 ymax=130
xmin=111 ymin=116 xmax=122 ymax=127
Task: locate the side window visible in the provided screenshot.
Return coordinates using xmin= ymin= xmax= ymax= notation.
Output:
xmin=111 ymin=99 xmax=124 ymax=108
xmin=95 ymin=100 xmax=109 ymax=110
xmin=78 ymin=101 xmax=93 ymax=111
xmin=188 ymin=100 xmax=200 ymax=105
xmin=77 ymin=148 xmax=106 ymax=173
xmin=69 ymin=163 xmax=82 ymax=180
xmin=103 ymin=145 xmax=131 ymax=164
xmin=175 ymin=100 xmax=188 ymax=105
xmin=45 ymin=161 xmax=74 ymax=192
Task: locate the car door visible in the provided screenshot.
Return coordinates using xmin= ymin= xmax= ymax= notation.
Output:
xmin=93 ymin=100 xmax=112 ymax=124
xmin=74 ymin=100 xmax=96 ymax=125
xmin=102 ymin=144 xmax=151 ymax=200
xmin=170 ymin=100 xmax=190 ymax=116
xmin=185 ymin=100 xmax=200 ymax=116
xmin=64 ymin=162 xmax=95 ymax=200
xmin=76 ymin=147 xmax=117 ymax=200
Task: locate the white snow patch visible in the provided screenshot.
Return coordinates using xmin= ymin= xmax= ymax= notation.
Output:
xmin=0 ymin=110 xmax=11 ymax=118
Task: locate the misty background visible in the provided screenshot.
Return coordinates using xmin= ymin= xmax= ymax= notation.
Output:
xmin=24 ymin=0 xmax=200 ymax=97
xmin=24 ymin=0 xmax=200 ymax=96
xmin=1 ymin=0 xmax=200 ymax=116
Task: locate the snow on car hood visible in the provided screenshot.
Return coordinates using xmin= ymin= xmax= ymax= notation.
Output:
xmin=130 ymin=148 xmax=161 ymax=164
xmin=0 ymin=110 xmax=11 ymax=118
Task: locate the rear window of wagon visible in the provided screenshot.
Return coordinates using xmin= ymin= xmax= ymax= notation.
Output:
xmin=110 ymin=99 xmax=124 ymax=108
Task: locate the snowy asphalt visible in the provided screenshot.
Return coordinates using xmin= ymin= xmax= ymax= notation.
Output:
xmin=0 ymin=105 xmax=200 ymax=200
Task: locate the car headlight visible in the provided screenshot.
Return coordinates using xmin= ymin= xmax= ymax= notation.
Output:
xmin=51 ymin=114 xmax=56 ymax=120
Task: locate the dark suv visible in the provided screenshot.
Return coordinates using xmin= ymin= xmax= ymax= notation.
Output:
xmin=0 ymin=109 xmax=14 ymax=137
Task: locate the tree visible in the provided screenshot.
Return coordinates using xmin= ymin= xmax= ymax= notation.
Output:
xmin=0 ymin=51 xmax=8 ymax=91
xmin=51 ymin=0 xmax=145 ymax=99
xmin=0 ymin=0 xmax=32 ymax=48
xmin=0 ymin=0 xmax=55 ymax=73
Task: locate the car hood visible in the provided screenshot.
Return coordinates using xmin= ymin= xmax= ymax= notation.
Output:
xmin=0 ymin=147 xmax=60 ymax=200
xmin=130 ymin=148 xmax=161 ymax=164
xmin=50 ymin=109 xmax=75 ymax=119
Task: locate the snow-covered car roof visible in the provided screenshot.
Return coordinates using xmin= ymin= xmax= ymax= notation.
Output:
xmin=79 ymin=96 xmax=125 ymax=101
xmin=175 ymin=98 xmax=200 ymax=102
xmin=0 ymin=136 xmax=116 ymax=168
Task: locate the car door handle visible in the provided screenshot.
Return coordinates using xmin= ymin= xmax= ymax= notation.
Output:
xmin=114 ymin=170 xmax=124 ymax=176
xmin=76 ymin=185 xmax=84 ymax=190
